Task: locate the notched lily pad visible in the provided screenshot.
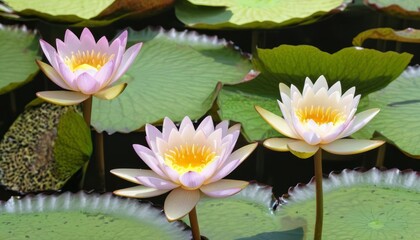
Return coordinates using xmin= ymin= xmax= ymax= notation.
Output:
xmin=0 ymin=101 xmax=92 ymax=193
xmin=353 ymin=27 xmax=420 ymax=46
xmin=278 ymin=168 xmax=420 ymax=239
xmin=364 ymin=0 xmax=420 ymax=20
xmin=217 ymin=45 xmax=412 ymax=141
xmin=352 ymin=66 xmax=420 ymax=156
xmin=183 ymin=183 xmax=304 ymax=239
xmin=0 ymin=24 xmax=39 ymax=95
xmin=175 ymin=0 xmax=351 ymax=29
xmin=0 ymin=192 xmax=191 ymax=239
xmin=92 ymin=27 xmax=252 ymax=134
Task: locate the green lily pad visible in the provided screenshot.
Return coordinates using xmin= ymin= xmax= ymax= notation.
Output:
xmin=1 ymin=0 xmax=175 ymax=26
xmin=0 ymin=192 xmax=191 ymax=239
xmin=183 ymin=183 xmax=304 ymax=239
xmin=353 ymin=28 xmax=420 ymax=46
xmin=365 ymin=0 xmax=420 ymax=19
xmin=175 ymin=0 xmax=350 ymax=29
xmin=0 ymin=101 xmax=92 ymax=193
xmin=0 ymin=24 xmax=39 ymax=95
xmin=278 ymin=168 xmax=420 ymax=239
xmin=352 ymin=66 xmax=420 ymax=156
xmin=92 ymin=27 xmax=252 ymax=134
xmin=217 ymin=45 xmax=412 ymax=142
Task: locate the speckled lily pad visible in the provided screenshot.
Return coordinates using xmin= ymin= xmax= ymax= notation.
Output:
xmin=0 ymin=192 xmax=191 ymax=239
xmin=278 ymin=168 xmax=420 ymax=239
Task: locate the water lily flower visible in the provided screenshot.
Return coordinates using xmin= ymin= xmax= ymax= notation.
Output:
xmin=111 ymin=116 xmax=257 ymax=221
xmin=36 ymin=28 xmax=142 ymax=105
xmin=256 ymin=75 xmax=384 ymax=159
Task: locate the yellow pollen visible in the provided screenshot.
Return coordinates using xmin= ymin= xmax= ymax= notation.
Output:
xmin=164 ymin=144 xmax=216 ymax=174
xmin=64 ymin=50 xmax=113 ymax=72
xmin=296 ymin=106 xmax=344 ymax=125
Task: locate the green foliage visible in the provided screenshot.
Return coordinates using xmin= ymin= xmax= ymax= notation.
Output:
xmin=353 ymin=28 xmax=420 ymax=46
xmin=0 ymin=25 xmax=39 ymax=95
xmin=352 ymin=67 xmax=420 ymax=156
xmin=175 ymin=0 xmax=350 ymax=29
xmin=92 ymin=27 xmax=252 ymax=133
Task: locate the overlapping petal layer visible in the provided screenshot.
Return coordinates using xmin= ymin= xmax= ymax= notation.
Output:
xmin=256 ymin=75 xmax=384 ymax=158
xmin=36 ymin=28 xmax=142 ymax=105
xmin=112 ymin=116 xmax=257 ymax=220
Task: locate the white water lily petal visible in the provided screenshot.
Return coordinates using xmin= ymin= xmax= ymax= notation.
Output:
xmin=179 ymin=171 xmax=206 ymax=190
xmin=110 ymin=168 xmax=156 ymax=184
xmin=164 ymin=188 xmax=200 ymax=221
xmin=114 ymin=186 xmax=170 ymax=198
xmin=36 ymin=60 xmax=71 ymax=90
xmin=36 ymin=91 xmax=89 ymax=105
xmin=287 ymin=141 xmax=319 ymax=159
xmin=338 ymin=108 xmax=380 ymax=138
xmin=201 ymin=179 xmax=249 ymax=198
xmin=94 ymin=83 xmax=127 ymax=100
xmin=136 ymin=175 xmax=179 ymax=190
xmin=321 ymin=139 xmax=385 ymax=155
xmin=263 ymin=138 xmax=299 ymax=152
xmin=132 ymin=144 xmax=166 ymax=177
xmin=255 ymin=105 xmax=297 ymax=138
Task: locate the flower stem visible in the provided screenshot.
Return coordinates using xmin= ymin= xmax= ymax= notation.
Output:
xmin=82 ymin=96 xmax=92 ymax=126
xmin=189 ymin=207 xmax=201 ymax=240
xmin=314 ymin=149 xmax=323 ymax=240
xmin=95 ymin=132 xmax=106 ymax=192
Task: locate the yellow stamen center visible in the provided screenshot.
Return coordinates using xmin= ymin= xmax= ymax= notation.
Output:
xmin=164 ymin=144 xmax=216 ymax=175
xmin=64 ymin=50 xmax=113 ymax=72
xmin=296 ymin=106 xmax=345 ymax=125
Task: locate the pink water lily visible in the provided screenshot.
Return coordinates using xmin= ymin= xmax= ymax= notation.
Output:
xmin=36 ymin=28 xmax=142 ymax=105
xmin=111 ymin=116 xmax=257 ymax=221
xmin=256 ymin=75 xmax=384 ymax=159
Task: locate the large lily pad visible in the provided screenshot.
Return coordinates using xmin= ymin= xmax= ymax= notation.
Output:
xmin=364 ymin=0 xmax=420 ymax=19
xmin=278 ymin=168 xmax=420 ymax=239
xmin=0 ymin=101 xmax=92 ymax=193
xmin=175 ymin=0 xmax=350 ymax=29
xmin=92 ymin=27 xmax=252 ymax=134
xmin=353 ymin=28 xmax=420 ymax=46
xmin=217 ymin=45 xmax=412 ymax=141
xmin=0 ymin=24 xmax=39 ymax=95
xmin=352 ymin=66 xmax=420 ymax=156
xmin=1 ymin=0 xmax=175 ymax=26
xmin=183 ymin=183 xmax=304 ymax=239
xmin=0 ymin=192 xmax=191 ymax=239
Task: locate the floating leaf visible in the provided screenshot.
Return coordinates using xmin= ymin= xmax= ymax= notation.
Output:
xmin=218 ymin=45 xmax=412 ymax=141
xmin=0 ymin=24 xmax=39 ymax=95
xmin=175 ymin=0 xmax=350 ymax=29
xmin=0 ymin=192 xmax=191 ymax=239
xmin=353 ymin=27 xmax=420 ymax=46
xmin=278 ymin=168 xmax=420 ymax=239
xmin=183 ymin=183 xmax=304 ymax=239
xmin=92 ymin=27 xmax=252 ymax=134
xmin=352 ymin=66 xmax=420 ymax=156
xmin=364 ymin=0 xmax=420 ymax=19
xmin=1 ymin=0 xmax=174 ymax=26
xmin=0 ymin=102 xmax=92 ymax=193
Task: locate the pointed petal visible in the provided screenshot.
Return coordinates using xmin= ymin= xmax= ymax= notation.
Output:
xmin=114 ymin=186 xmax=169 ymax=198
xmin=255 ymin=105 xmax=297 ymax=138
xmin=94 ymin=60 xmax=114 ymax=87
xmin=36 ymin=60 xmax=72 ymax=90
xmin=75 ymin=73 xmax=100 ymax=94
xmin=339 ymin=108 xmax=380 ymax=138
xmin=206 ymin=159 xmax=240 ymax=183
xmin=132 ymin=144 xmax=166 ymax=177
xmin=136 ymin=175 xmax=178 ymax=190
xmin=328 ymin=81 xmax=342 ymax=95
xmin=263 ymin=138 xmax=298 ymax=152
xmin=39 ymin=39 xmax=58 ymax=66
xmin=94 ymin=83 xmax=127 ymax=100
xmin=36 ymin=91 xmax=89 ymax=105
xmin=201 ymin=179 xmax=248 ymax=198
xmin=179 ymin=171 xmax=206 ymax=190
xmin=162 ymin=117 xmax=178 ymax=140
xmin=287 ymin=141 xmax=319 ymax=159
xmin=164 ymin=188 xmax=200 ymax=221
xmin=224 ymin=142 xmax=258 ymax=167
xmin=197 ymin=116 xmax=214 ymax=136
xmin=313 ymin=75 xmax=328 ymax=93
xmin=321 ymin=139 xmax=385 ymax=155
xmin=110 ymin=168 xmax=156 ymax=184
xmin=111 ymin=42 xmax=143 ymax=82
